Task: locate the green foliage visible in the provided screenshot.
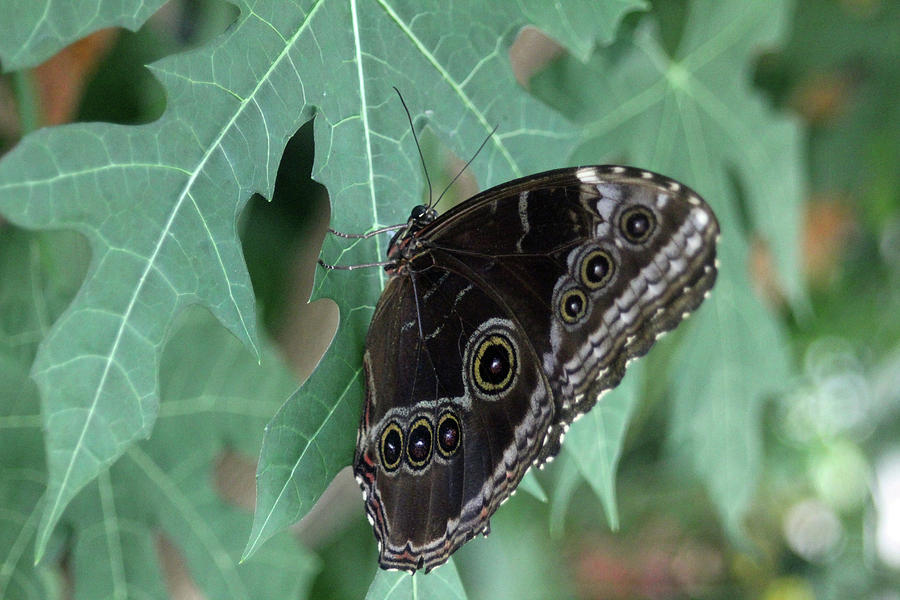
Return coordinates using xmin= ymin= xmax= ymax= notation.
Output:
xmin=0 ymin=229 xmax=316 ymax=599
xmin=364 ymin=560 xmax=465 ymax=600
xmin=533 ymin=0 xmax=800 ymax=540
xmin=3 ymin=0 xmax=896 ymax=597
xmin=564 ymin=361 xmax=641 ymax=530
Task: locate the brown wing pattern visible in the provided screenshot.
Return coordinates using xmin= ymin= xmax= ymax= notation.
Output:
xmin=353 ymin=165 xmax=719 ymax=572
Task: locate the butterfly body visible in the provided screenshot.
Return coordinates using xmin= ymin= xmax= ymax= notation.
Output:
xmin=352 ymin=165 xmax=719 ymax=572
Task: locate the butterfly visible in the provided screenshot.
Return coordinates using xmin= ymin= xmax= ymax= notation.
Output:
xmin=335 ymin=157 xmax=720 ymax=572
xmin=321 ymin=91 xmax=719 ymax=573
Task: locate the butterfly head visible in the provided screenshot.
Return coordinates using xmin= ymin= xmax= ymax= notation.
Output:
xmin=385 ymin=205 xmax=438 ymax=270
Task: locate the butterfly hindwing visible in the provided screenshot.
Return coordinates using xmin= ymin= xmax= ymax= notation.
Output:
xmin=356 ymin=263 xmax=554 ymax=571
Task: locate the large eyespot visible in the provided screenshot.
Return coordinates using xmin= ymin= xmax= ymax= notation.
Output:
xmin=379 ymin=422 xmax=403 ymax=472
xmin=559 ymin=288 xmax=588 ymax=324
xmin=580 ymin=249 xmax=614 ymax=289
xmin=619 ymin=206 xmax=655 ymax=243
xmin=406 ymin=417 xmax=433 ymax=469
xmin=471 ymin=333 xmax=517 ymax=396
xmin=437 ymin=411 xmax=462 ymax=458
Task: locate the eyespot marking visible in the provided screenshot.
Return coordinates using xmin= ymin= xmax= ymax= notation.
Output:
xmin=580 ymin=249 xmax=614 ymax=290
xmin=559 ymin=288 xmax=588 ymax=323
xmin=619 ymin=206 xmax=656 ymax=244
xmin=471 ymin=332 xmax=517 ymax=395
xmin=380 ymin=422 xmax=403 ymax=472
xmin=406 ymin=417 xmax=433 ymax=469
xmin=437 ymin=411 xmax=462 ymax=458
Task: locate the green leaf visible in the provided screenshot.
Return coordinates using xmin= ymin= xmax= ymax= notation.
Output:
xmin=547 ymin=453 xmax=582 ymax=539
xmin=668 ymin=284 xmax=787 ymax=541
xmin=243 ymin=364 xmax=361 ymax=562
xmin=564 ymin=361 xmax=641 ymax=530
xmin=364 ymin=559 xmax=466 ymax=600
xmin=0 ymin=228 xmax=317 ymax=598
xmin=0 ymin=356 xmax=57 ymax=600
xmin=0 ymin=229 xmax=88 ymax=599
xmin=533 ymin=0 xmax=800 ymax=538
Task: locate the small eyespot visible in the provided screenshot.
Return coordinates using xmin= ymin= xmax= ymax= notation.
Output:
xmin=471 ymin=333 xmax=517 ymax=395
xmin=619 ymin=206 xmax=655 ymax=243
xmin=580 ymin=249 xmax=614 ymax=289
xmin=406 ymin=417 xmax=433 ymax=469
xmin=437 ymin=411 xmax=462 ymax=458
xmin=559 ymin=288 xmax=588 ymax=323
xmin=380 ymin=422 xmax=403 ymax=471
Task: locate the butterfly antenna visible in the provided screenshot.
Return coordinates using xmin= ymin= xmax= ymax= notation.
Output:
xmin=394 ymin=87 xmax=434 ymax=208
xmin=433 ymin=123 xmax=499 ymax=211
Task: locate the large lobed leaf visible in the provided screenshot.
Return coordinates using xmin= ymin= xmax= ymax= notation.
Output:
xmin=0 ymin=228 xmax=316 ymax=599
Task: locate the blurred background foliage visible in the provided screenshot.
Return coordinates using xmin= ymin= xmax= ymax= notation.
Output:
xmin=1 ymin=0 xmax=898 ymax=598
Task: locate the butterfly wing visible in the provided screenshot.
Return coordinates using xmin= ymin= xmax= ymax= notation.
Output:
xmin=354 ymin=165 xmax=719 ymax=572
xmin=355 ymin=262 xmax=555 ymax=572
xmin=421 ymin=166 xmax=719 ymax=458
